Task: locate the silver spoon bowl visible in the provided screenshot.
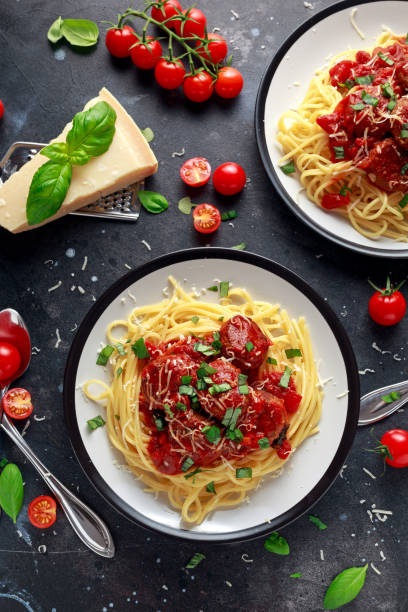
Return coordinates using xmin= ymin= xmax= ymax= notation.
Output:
xmin=359 ymin=379 xmax=408 ymax=426
xmin=0 ymin=308 xmax=114 ymax=558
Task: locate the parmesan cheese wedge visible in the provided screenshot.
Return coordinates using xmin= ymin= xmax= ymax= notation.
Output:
xmin=0 ymin=87 xmax=158 ymax=233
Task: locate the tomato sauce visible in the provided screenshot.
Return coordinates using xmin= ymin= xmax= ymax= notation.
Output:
xmin=138 ymin=315 xmax=302 ymax=474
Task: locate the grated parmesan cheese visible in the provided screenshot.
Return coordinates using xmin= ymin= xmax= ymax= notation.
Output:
xmin=48 ymin=281 xmax=62 ymax=293
xmin=81 ymin=256 xmax=88 ymax=271
xmin=370 ymin=562 xmax=381 ymax=575
xmin=359 ymin=368 xmax=375 ymax=375
xmin=141 ymin=239 xmax=151 ymax=251
xmin=241 ymin=554 xmax=253 ymax=563
xmin=171 ymin=148 xmax=185 ymax=157
xmin=320 ymin=549 xmax=324 ymax=561
xmin=363 ymin=467 xmax=376 ymax=479
xmin=54 ymin=328 xmax=62 ymax=349
xmin=336 ymin=390 xmax=349 ymax=399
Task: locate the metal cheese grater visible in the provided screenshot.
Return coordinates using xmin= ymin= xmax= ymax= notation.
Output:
xmin=0 ymin=142 xmax=142 ymax=222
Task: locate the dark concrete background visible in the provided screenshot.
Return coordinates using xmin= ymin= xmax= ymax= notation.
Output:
xmin=0 ymin=1 xmax=407 ymax=610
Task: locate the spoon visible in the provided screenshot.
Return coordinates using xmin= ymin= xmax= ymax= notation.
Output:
xmin=359 ymin=379 xmax=408 ymax=426
xmin=0 ymin=309 xmax=115 ymax=558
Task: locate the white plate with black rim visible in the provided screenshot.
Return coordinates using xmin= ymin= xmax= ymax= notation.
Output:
xmin=255 ymin=0 xmax=408 ymax=258
xmin=64 ymin=248 xmax=359 ymax=542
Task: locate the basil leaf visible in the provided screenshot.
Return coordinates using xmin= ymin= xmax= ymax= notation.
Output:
xmin=0 ymin=463 xmax=24 ymax=523
xmin=203 ymin=425 xmax=221 ymax=445
xmin=178 ymin=196 xmax=196 ymax=215
xmin=290 ymin=573 xmax=302 ymax=578
xmin=141 ymin=127 xmax=154 ymax=143
xmin=61 ymin=18 xmax=99 ymax=47
xmin=66 ymin=101 xmax=116 ymax=161
xmin=40 ymin=143 xmax=69 ymax=164
xmin=280 ymin=160 xmax=295 ymax=174
xmin=139 ymin=190 xmax=169 ymax=214
xmin=323 ymin=565 xmax=368 ymax=610
xmin=47 ymin=16 xmax=64 ymax=43
xmin=87 ymin=415 xmax=106 ymax=431
xmin=309 ymin=514 xmax=327 ymax=530
xmin=131 ymin=338 xmax=150 ymax=359
xmin=26 ymin=160 xmax=72 ymax=226
xmin=186 ymin=552 xmax=205 ymax=568
xmin=264 ymin=531 xmax=289 ymax=555
xmin=96 ymin=344 xmax=115 ymax=365
xmin=236 ymin=467 xmax=252 ymax=479
xmin=231 ymin=242 xmax=246 ymax=250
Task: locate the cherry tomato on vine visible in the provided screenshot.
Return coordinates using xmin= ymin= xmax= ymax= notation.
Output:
xmin=151 ymin=0 xmax=182 ymax=30
xmin=130 ymin=36 xmax=162 ymax=70
xmin=368 ymin=277 xmax=406 ymax=326
xmin=215 ymin=66 xmax=244 ymax=99
xmin=0 ymin=341 xmax=21 ymax=382
xmin=2 ymin=388 xmax=33 ymax=420
xmin=377 ymin=429 xmax=408 ymax=468
xmin=183 ymin=71 xmax=214 ymax=102
xmin=277 ymin=440 xmax=291 ymax=460
xmin=180 ymin=157 xmax=211 ymax=187
xmin=28 ymin=495 xmax=57 ymax=528
xmin=175 ymin=8 xmax=206 ymax=39
xmin=196 ymin=33 xmax=228 ymax=64
xmin=154 ymin=59 xmax=186 ymax=89
xmin=105 ymin=25 xmax=136 ymax=58
xmin=213 ymin=162 xmax=246 ymax=196
xmin=0 ymin=100 xmax=4 ymax=120
xmin=193 ymin=204 xmax=221 ymax=233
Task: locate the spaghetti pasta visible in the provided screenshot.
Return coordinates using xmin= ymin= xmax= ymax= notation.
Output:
xmin=277 ymin=30 xmax=408 ymax=241
xmin=84 ymin=277 xmax=322 ymax=524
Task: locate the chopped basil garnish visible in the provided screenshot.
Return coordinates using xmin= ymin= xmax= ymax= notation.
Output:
xmin=264 ymin=531 xmax=290 ymax=555
xmin=309 ymin=514 xmax=327 ymax=530
xmin=285 ymin=348 xmax=302 ymax=358
xmin=96 ymin=344 xmax=115 ymax=365
xmin=401 ymin=163 xmax=408 ymax=176
xmin=181 ymin=457 xmax=194 ymax=472
xmin=221 ymin=210 xmax=238 ymax=221
xmin=290 ymin=573 xmax=302 ymax=579
xmin=381 ymin=82 xmax=394 ymax=98
xmin=377 ymin=51 xmax=394 ymax=66
xmin=186 ymin=552 xmax=205 ymax=568
xmin=231 ymin=242 xmax=246 ymax=251
xmin=131 ymin=338 xmax=150 ymax=359
xmin=164 ymin=404 xmax=174 ymax=418
xmin=226 ymin=428 xmax=244 ymax=442
xmin=220 ymin=281 xmax=230 ymax=298
xmin=388 ymin=98 xmax=397 ymax=111
xmin=236 ymin=467 xmax=252 ymax=479
xmin=354 ymin=74 xmax=374 ymax=85
xmin=245 ymin=341 xmax=254 ymax=352
xmin=209 ymin=382 xmax=231 ymax=395
xmin=222 ymin=406 xmax=242 ymax=430
xmin=238 ymin=373 xmax=248 ymax=385
xmin=381 ymin=391 xmax=401 ymax=403
xmin=206 ymin=481 xmax=216 ymax=494
xmin=191 ymin=316 xmax=199 ymax=324
xmin=218 ymin=316 xmax=224 ymax=321
xmin=279 ymin=366 xmax=292 ymax=388
xmin=258 ymin=437 xmax=269 ymax=449
xmin=323 ymin=564 xmax=368 ymax=610
xmin=333 ymin=146 xmax=345 ymax=160
xmin=203 ymin=425 xmax=221 ymax=444
xmin=207 ymin=285 xmax=218 ymax=292
xmin=350 ymin=102 xmax=365 ymax=111
xmin=280 ymin=160 xmax=296 ymax=174
xmin=194 ymin=341 xmax=218 ymax=357
xmin=211 ymin=331 xmax=222 ymax=351
xmin=116 ymin=367 xmax=123 ymax=377
xmin=339 ymin=185 xmax=352 ymax=197
xmin=239 ymin=384 xmax=249 ymax=395
xmin=196 ymin=379 xmax=207 ymax=391
xmin=176 ymin=401 xmax=187 ymax=412
xmin=0 ymin=458 xmax=8 ymax=469
xmin=179 ymin=384 xmax=196 ymax=396
xmin=153 ymin=415 xmax=166 ymax=431
xmin=361 ymin=90 xmax=379 ymax=106
xmin=197 ymin=362 xmax=217 ymax=378
xmin=114 ymin=414 xmax=120 ymax=420
xmin=87 ymin=415 xmax=105 ymax=431
xmin=114 ymin=343 xmax=126 ymax=356
xmin=184 ymin=467 xmax=202 ymax=480
xmin=181 ymin=375 xmax=193 ymax=385
xmin=400 ymin=123 xmax=408 ymax=139
xmin=267 ymin=357 xmax=277 ymax=365
xmin=343 ymin=78 xmax=355 ymax=89
xmin=399 ymin=194 xmax=408 ymax=208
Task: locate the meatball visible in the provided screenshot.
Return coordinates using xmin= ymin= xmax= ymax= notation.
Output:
xmin=208 ymin=357 xmax=240 ymax=387
xmin=391 ymin=97 xmax=408 ymax=150
xmin=141 ymin=351 xmax=198 ymax=408
xmin=358 ymin=137 xmax=408 ymax=192
xmin=220 ymin=315 xmax=269 ymax=371
xmin=253 ymin=372 xmax=302 ymax=415
xmin=343 ymin=86 xmax=391 ymax=138
xmin=198 ymin=386 xmax=249 ymax=423
xmin=396 ymin=61 xmax=408 ymax=93
xmin=168 ymin=408 xmax=223 ymax=467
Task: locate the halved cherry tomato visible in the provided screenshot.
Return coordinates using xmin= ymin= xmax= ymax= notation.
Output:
xmin=154 ymin=59 xmax=186 ymax=89
xmin=321 ymin=193 xmax=350 ymax=209
xmin=193 ymin=204 xmax=221 ymax=233
xmin=215 ymin=66 xmax=244 ymax=99
xmin=183 ymin=71 xmax=214 ymax=102
xmin=180 ymin=157 xmax=211 ymax=187
xmin=196 ymin=34 xmax=228 ymax=64
xmin=379 ymin=429 xmax=408 ymax=468
xmin=175 ymin=8 xmax=206 ymax=38
xmin=368 ymin=277 xmax=406 ymax=326
xmin=105 ymin=25 xmax=136 ymax=58
xmin=0 ymin=342 xmax=21 ymax=382
xmin=151 ymin=0 xmax=182 ymax=30
xmin=277 ymin=439 xmax=291 ymax=460
xmin=0 ymin=100 xmax=4 ymax=120
xmin=130 ymin=37 xmax=162 ymax=70
xmin=212 ymin=162 xmax=246 ymax=196
xmin=2 ymin=388 xmax=33 ymax=420
xmin=28 ymin=495 xmax=57 ymax=528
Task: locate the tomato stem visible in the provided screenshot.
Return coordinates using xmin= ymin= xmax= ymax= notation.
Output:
xmin=368 ymin=276 xmax=406 ymax=296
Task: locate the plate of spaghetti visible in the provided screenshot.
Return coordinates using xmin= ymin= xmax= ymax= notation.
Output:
xmin=256 ymin=0 xmax=408 ymax=257
xmin=64 ymin=248 xmax=359 ymax=541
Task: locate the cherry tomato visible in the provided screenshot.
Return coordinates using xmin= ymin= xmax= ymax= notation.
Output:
xmin=379 ymin=429 xmax=408 ymax=468
xmin=154 ymin=59 xmax=185 ymax=89
xmin=212 ymin=162 xmax=246 ymax=196
xmin=368 ymin=277 xmax=406 ymax=326
xmin=196 ymin=33 xmax=228 ymax=64
xmin=180 ymin=157 xmax=211 ymax=187
xmin=151 ymin=0 xmax=182 ymax=30
xmin=130 ymin=37 xmax=162 ymax=70
xmin=183 ymin=71 xmax=214 ymax=102
xmin=277 ymin=439 xmax=291 ymax=460
xmin=0 ymin=100 xmax=4 ymax=120
xmin=193 ymin=204 xmax=221 ymax=233
xmin=2 ymin=388 xmax=33 ymax=420
xmin=0 ymin=342 xmax=21 ymax=382
xmin=105 ymin=25 xmax=136 ymax=58
xmin=175 ymin=8 xmax=206 ymax=39
xmin=215 ymin=66 xmax=244 ymax=99
xmin=28 ymin=495 xmax=57 ymax=528
xmin=321 ymin=193 xmax=350 ymax=209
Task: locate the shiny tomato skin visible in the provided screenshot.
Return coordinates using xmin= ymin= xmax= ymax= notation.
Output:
xmin=154 ymin=59 xmax=185 ymax=89
xmin=2 ymin=388 xmax=33 ymax=420
xmin=151 ymin=0 xmax=182 ymax=30
xmin=193 ymin=203 xmax=221 ymax=233
xmin=183 ymin=72 xmax=214 ymax=102
xmin=105 ymin=25 xmax=135 ymax=58
xmin=196 ymin=33 xmax=228 ymax=64
xmin=215 ymin=66 xmax=244 ymax=99
xmin=180 ymin=157 xmax=211 ymax=187
xmin=381 ymin=429 xmax=408 ymax=468
xmin=130 ymin=37 xmax=162 ymax=69
xmin=321 ymin=193 xmax=350 ymax=209
xmin=0 ymin=342 xmax=21 ymax=382
xmin=175 ymin=8 xmax=206 ymax=38
xmin=369 ymin=290 xmax=406 ymax=326
xmin=0 ymin=100 xmax=4 ymax=120
xmin=212 ymin=162 xmax=246 ymax=196
xmin=28 ymin=495 xmax=57 ymax=528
